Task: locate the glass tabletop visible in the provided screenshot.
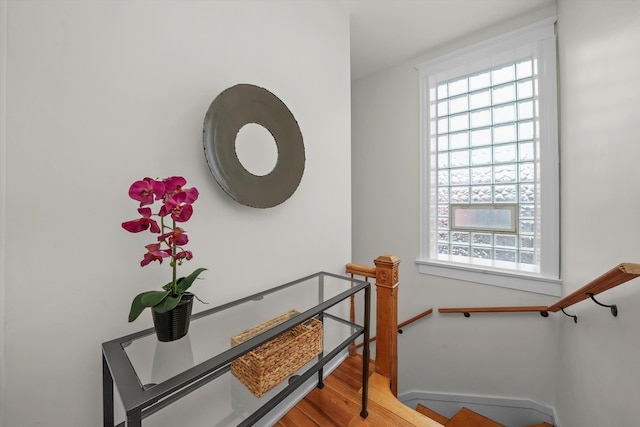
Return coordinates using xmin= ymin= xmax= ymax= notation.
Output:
xmin=103 ymin=272 xmax=370 ymax=427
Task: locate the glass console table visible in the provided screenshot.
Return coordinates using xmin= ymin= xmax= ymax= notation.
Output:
xmin=102 ymin=272 xmax=371 ymax=427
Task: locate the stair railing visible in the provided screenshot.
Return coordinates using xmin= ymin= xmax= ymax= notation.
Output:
xmin=438 ymin=306 xmax=549 ymax=318
xmin=438 ymin=263 xmax=640 ymax=323
xmin=346 ymin=255 xmax=433 ymax=397
xmin=345 ymin=255 xmax=399 ymax=395
xmin=548 ymin=262 xmax=640 ymax=322
xmin=398 ymin=308 xmax=434 ymax=333
xmin=352 ymin=307 xmax=434 ymax=350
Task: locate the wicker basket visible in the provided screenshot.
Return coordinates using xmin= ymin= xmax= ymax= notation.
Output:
xmin=230 ymin=309 xmax=323 ymax=397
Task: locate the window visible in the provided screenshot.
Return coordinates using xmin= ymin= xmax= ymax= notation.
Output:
xmin=417 ymin=18 xmax=561 ymax=296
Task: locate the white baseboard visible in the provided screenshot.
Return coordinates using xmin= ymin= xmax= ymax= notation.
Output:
xmin=399 ymin=390 xmax=559 ymax=427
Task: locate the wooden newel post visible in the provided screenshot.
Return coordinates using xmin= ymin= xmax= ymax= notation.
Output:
xmin=373 ymin=254 xmax=400 ymax=397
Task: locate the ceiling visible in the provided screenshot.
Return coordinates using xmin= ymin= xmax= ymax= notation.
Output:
xmin=338 ymin=0 xmax=556 ymax=80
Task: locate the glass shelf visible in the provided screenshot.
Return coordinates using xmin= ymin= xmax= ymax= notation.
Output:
xmin=102 ymin=272 xmax=371 ymax=427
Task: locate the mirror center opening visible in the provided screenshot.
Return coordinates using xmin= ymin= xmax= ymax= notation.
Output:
xmin=235 ymin=123 xmax=278 ymax=176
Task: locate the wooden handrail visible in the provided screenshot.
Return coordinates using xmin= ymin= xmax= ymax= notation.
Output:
xmin=439 ymin=306 xmax=549 ymax=317
xmin=354 ymin=308 xmax=434 ymax=348
xmin=548 ymin=262 xmax=640 ymax=312
xmin=438 ymin=263 xmax=640 ymax=322
xmin=398 ymin=308 xmax=434 ymax=331
xmin=346 ymin=263 xmax=376 ymax=278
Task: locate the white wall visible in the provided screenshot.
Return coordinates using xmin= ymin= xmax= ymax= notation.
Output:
xmin=555 ymin=1 xmax=640 ymax=426
xmin=352 ymin=1 xmax=640 ymax=425
xmin=1 ymin=1 xmax=351 ymax=426
xmin=0 ymin=1 xmax=7 ymax=425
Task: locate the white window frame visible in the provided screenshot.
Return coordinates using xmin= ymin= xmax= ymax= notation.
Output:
xmin=416 ymin=18 xmax=561 ymax=296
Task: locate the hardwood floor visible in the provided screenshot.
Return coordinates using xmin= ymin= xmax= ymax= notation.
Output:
xmin=274 ymin=355 xmax=443 ymax=426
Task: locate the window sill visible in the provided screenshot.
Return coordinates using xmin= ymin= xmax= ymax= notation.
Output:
xmin=416 ymin=258 xmax=561 ymax=297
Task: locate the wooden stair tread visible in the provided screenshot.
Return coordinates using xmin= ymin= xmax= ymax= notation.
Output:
xmin=416 ymin=403 xmax=450 ymax=424
xmin=415 ymin=404 xmax=554 ymax=427
xmin=445 ymin=407 xmax=506 ymax=427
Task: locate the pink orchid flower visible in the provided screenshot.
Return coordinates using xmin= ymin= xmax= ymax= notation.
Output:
xmin=128 ymin=178 xmax=165 ymax=207
xmin=121 ymin=207 xmax=160 ymax=233
xmin=159 ymin=192 xmax=194 ymax=222
xmin=158 ymin=227 xmax=189 ymax=246
xmin=174 ymin=250 xmax=193 ymax=261
xmin=140 ymin=243 xmax=170 ymax=267
xmin=162 ymin=176 xmax=186 ymax=193
xmin=163 ymin=176 xmax=199 ymax=204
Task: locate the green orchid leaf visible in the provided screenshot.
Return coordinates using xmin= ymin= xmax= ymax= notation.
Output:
xmin=128 ymin=290 xmax=169 ymax=322
xmin=140 ymin=290 xmax=170 ymax=307
xmin=128 ymin=293 xmax=148 ymax=322
xmin=161 ymin=281 xmax=174 ymax=291
xmin=176 ymin=268 xmax=207 ymax=294
xmin=153 ymin=294 xmax=182 ymax=314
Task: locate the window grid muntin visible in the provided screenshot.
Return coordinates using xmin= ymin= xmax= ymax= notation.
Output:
xmin=435 ymin=58 xmax=536 ymax=266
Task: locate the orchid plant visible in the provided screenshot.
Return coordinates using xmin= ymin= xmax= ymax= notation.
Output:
xmin=122 ymin=176 xmax=206 ymax=322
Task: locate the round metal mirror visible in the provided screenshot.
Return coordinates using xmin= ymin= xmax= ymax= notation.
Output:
xmin=203 ymin=84 xmax=305 ymax=208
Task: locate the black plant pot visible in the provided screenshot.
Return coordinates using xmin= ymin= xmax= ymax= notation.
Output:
xmin=151 ymin=293 xmax=194 ymax=342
